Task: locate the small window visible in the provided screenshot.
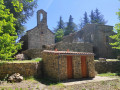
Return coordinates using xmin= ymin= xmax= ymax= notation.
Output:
xmin=41 ymin=31 xmax=44 ymax=34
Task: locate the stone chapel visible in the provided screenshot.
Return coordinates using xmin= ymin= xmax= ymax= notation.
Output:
xmin=21 ymin=9 xmax=55 ymax=50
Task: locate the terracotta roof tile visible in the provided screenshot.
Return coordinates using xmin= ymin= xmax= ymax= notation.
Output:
xmin=42 ymin=50 xmax=94 ymax=55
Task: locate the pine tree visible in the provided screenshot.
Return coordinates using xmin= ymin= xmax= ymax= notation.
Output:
xmin=54 ymin=16 xmax=65 ymax=32
xmin=89 ymin=9 xmax=107 ymax=24
xmin=83 ymin=12 xmax=89 ymax=26
xmin=94 ymin=8 xmax=106 ymax=24
xmin=90 ymin=10 xmax=96 ymax=24
xmin=64 ymin=15 xmax=77 ymax=36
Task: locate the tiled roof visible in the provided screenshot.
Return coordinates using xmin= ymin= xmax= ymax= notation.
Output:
xmin=42 ymin=50 xmax=94 ymax=55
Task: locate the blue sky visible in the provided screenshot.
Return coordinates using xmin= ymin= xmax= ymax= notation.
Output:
xmin=24 ymin=0 xmax=120 ymax=31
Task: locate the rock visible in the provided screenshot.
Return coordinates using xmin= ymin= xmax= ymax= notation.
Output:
xmin=15 ymin=54 xmax=28 ymax=60
xmin=8 ymin=73 xmax=23 ymax=82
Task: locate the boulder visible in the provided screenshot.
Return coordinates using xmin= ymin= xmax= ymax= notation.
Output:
xmin=8 ymin=73 xmax=23 ymax=82
xmin=15 ymin=54 xmax=28 ymax=60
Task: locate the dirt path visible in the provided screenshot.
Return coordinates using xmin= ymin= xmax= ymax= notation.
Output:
xmin=0 ymin=76 xmax=120 ymax=90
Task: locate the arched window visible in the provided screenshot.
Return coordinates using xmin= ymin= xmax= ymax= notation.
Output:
xmin=40 ymin=13 xmax=43 ymax=22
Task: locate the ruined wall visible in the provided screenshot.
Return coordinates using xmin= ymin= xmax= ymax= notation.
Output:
xmin=61 ymin=24 xmax=116 ymax=58
xmin=55 ymin=42 xmax=93 ymax=53
xmin=0 ymin=62 xmax=42 ymax=80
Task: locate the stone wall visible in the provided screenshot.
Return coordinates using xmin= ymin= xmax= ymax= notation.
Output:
xmin=61 ymin=24 xmax=116 ymax=58
xmin=20 ymin=9 xmax=55 ymax=50
xmin=55 ymin=42 xmax=93 ymax=52
xmin=95 ymin=61 xmax=120 ymax=74
xmin=0 ymin=62 xmax=42 ymax=80
xmin=22 ymin=49 xmax=43 ymax=59
xmin=42 ymin=52 xmax=95 ymax=81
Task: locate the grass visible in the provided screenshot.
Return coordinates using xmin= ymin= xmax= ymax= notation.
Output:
xmin=98 ymin=72 xmax=118 ymax=77
xmin=0 ymin=58 xmax=42 ymax=63
xmin=94 ymin=59 xmax=119 ymax=61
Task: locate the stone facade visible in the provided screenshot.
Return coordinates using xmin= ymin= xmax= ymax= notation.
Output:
xmin=55 ymin=42 xmax=93 ymax=52
xmin=0 ymin=62 xmax=42 ymax=80
xmin=21 ymin=9 xmax=55 ymax=50
xmin=61 ymin=24 xmax=116 ymax=58
xmin=42 ymin=50 xmax=95 ymax=81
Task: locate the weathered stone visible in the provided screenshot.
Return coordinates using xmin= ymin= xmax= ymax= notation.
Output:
xmin=8 ymin=73 xmax=23 ymax=82
xmin=0 ymin=62 xmax=42 ymax=80
xmin=42 ymin=50 xmax=95 ymax=81
xmin=20 ymin=9 xmax=55 ymax=51
xmin=15 ymin=54 xmax=28 ymax=60
xmin=60 ymin=24 xmax=116 ymax=59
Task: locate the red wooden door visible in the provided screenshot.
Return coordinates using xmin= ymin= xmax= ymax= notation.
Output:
xmin=67 ymin=56 xmax=73 ymax=79
xmin=81 ymin=56 xmax=88 ymax=78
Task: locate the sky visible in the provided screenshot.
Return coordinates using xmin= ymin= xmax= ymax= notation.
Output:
xmin=24 ymin=0 xmax=120 ymax=31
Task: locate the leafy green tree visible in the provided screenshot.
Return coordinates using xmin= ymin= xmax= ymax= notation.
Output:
xmin=64 ymin=15 xmax=78 ymax=36
xmin=110 ymin=9 xmax=120 ymax=49
xmin=55 ymin=29 xmax=64 ymax=43
xmin=4 ymin=0 xmax=37 ymax=36
xmin=0 ymin=0 xmax=33 ymax=60
xmin=54 ymin=16 xmax=65 ymax=32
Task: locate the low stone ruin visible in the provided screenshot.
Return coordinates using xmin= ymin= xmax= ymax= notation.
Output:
xmin=8 ymin=73 xmax=23 ymax=82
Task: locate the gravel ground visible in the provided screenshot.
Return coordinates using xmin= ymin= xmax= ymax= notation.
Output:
xmin=0 ymin=76 xmax=120 ymax=90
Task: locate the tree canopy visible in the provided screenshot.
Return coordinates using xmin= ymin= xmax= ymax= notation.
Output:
xmin=0 ymin=0 xmax=33 ymax=60
xmin=4 ymin=0 xmax=37 ymax=36
xmin=110 ymin=8 xmax=120 ymax=49
xmin=64 ymin=15 xmax=78 ymax=36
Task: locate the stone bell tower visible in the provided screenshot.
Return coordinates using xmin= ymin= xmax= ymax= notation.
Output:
xmin=37 ymin=9 xmax=47 ymax=27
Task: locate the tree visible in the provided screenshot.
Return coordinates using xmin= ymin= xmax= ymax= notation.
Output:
xmin=90 ymin=10 xmax=96 ymax=24
xmin=54 ymin=16 xmax=65 ymax=32
xmin=94 ymin=8 xmax=106 ymax=24
xmin=4 ymin=0 xmax=37 ymax=36
xmin=55 ymin=29 xmax=64 ymax=43
xmin=110 ymin=9 xmax=120 ymax=49
xmin=83 ymin=12 xmax=89 ymax=26
xmin=64 ymin=15 xmax=78 ymax=36
xmin=0 ymin=0 xmax=33 ymax=60
xmin=89 ymin=8 xmax=107 ymax=24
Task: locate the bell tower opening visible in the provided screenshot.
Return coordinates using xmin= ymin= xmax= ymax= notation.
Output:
xmin=40 ymin=13 xmax=43 ymax=22
xmin=37 ymin=9 xmax=47 ymax=26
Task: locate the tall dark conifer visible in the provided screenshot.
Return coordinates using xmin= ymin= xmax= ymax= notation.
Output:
xmin=83 ymin=12 xmax=89 ymax=26
xmin=64 ymin=15 xmax=77 ymax=36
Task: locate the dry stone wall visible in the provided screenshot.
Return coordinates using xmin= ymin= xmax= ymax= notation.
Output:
xmin=95 ymin=61 xmax=120 ymax=73
xmin=0 ymin=62 xmax=42 ymax=80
